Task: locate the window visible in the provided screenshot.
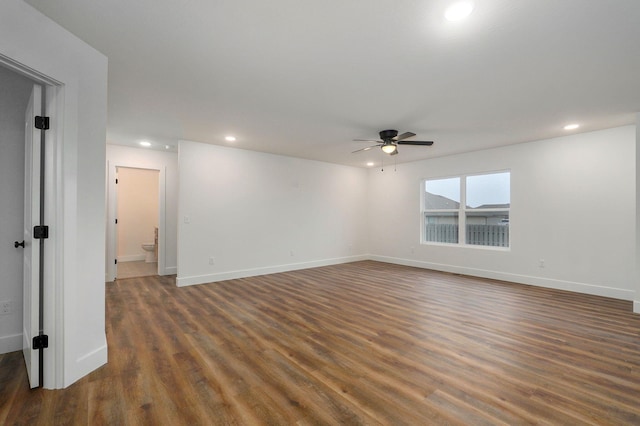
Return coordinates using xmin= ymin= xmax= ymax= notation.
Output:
xmin=424 ymin=177 xmax=461 ymax=243
xmin=423 ymin=171 xmax=510 ymax=247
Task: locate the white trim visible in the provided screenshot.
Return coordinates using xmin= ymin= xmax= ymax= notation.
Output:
xmin=64 ymin=343 xmax=107 ymax=387
xmin=158 ymin=166 xmax=168 ymax=275
xmin=177 ymin=255 xmax=368 ymax=287
xmin=634 ymin=300 xmax=640 ymax=314
xmin=176 ymin=252 xmax=634 ymax=302
xmin=370 ymin=255 xmax=634 ymax=301
xmin=0 ymin=54 xmax=62 ymax=86
xmin=44 ymin=83 xmax=64 ymax=389
xmin=0 ymin=333 xmax=22 ymax=354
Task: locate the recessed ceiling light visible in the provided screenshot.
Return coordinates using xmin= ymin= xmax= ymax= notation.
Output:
xmin=366 ymin=162 xmax=375 ymax=167
xmin=139 ymin=141 xmax=151 ymax=147
xmin=563 ymin=123 xmax=580 ymax=130
xmin=165 ymin=145 xmax=170 ymax=150
xmin=445 ymin=1 xmax=474 ymax=21
xmin=225 ymin=136 xmax=236 ymax=142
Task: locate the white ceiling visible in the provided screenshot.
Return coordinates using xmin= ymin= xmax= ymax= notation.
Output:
xmin=24 ymin=0 xmax=640 ymax=167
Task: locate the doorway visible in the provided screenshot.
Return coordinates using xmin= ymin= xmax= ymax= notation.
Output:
xmin=115 ymin=167 xmax=160 ymax=279
xmin=0 ymin=60 xmax=60 ymax=388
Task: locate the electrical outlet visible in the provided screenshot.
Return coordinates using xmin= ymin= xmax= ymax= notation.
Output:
xmin=0 ymin=300 xmax=12 ymax=315
xmin=209 ymin=257 xmax=215 ymax=265
xmin=538 ymin=259 xmax=545 ymax=268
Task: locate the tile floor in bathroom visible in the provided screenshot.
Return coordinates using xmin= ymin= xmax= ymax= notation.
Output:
xmin=116 ymin=260 xmax=157 ymax=279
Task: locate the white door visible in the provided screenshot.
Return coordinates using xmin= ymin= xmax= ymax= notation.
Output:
xmin=114 ymin=168 xmax=119 ymax=278
xmin=23 ymin=84 xmax=42 ymax=388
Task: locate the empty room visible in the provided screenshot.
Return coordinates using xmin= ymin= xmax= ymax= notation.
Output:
xmin=1 ymin=0 xmax=640 ymax=424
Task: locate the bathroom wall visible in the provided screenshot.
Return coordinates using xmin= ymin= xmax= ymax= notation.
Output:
xmin=116 ymin=167 xmax=159 ymax=262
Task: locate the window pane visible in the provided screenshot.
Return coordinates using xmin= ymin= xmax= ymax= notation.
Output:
xmin=425 ymin=177 xmax=460 ymax=209
xmin=466 ymin=211 xmax=509 ymax=247
xmin=424 ymin=212 xmax=459 ymax=243
xmin=466 ymin=172 xmax=510 ymax=209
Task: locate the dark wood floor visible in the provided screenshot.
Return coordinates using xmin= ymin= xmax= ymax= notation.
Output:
xmin=1 ymin=261 xmax=640 ymax=425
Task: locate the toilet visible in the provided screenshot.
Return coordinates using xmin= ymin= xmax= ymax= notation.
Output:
xmin=141 ymin=243 xmax=156 ymax=263
xmin=141 ymin=227 xmax=158 ymax=263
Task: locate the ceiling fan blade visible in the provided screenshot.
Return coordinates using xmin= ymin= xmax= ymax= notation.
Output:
xmin=397 ymin=140 xmax=434 ymax=146
xmin=351 ymin=144 xmax=380 ymax=153
xmin=353 ymin=138 xmax=382 ymax=142
xmin=393 ymin=132 xmax=416 ymax=141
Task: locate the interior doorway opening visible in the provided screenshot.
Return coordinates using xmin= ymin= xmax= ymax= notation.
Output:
xmin=0 ymin=55 xmax=62 ymax=389
xmin=115 ymin=167 xmax=160 ymax=279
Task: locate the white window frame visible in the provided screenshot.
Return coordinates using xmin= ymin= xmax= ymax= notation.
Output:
xmin=421 ymin=170 xmax=510 ymax=249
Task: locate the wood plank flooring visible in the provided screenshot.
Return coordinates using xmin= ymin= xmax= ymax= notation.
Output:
xmin=1 ymin=260 xmax=640 ymax=425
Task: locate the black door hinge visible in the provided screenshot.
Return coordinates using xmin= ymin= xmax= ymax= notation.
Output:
xmin=33 ymin=334 xmax=49 ymax=350
xmin=34 ymin=225 xmax=49 ymax=239
xmin=35 ymin=116 xmax=50 ymax=130
xmin=115 ymin=178 xmax=118 ymax=184
xmin=115 ymin=259 xmax=118 ymax=265
xmin=115 ymin=218 xmax=118 ymax=224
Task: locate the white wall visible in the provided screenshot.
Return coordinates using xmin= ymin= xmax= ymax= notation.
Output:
xmin=177 ymin=140 xmax=368 ymax=286
xmin=0 ymin=66 xmax=33 ymax=354
xmin=1 ymin=0 xmax=108 ymax=387
xmin=636 ymin=114 xmax=640 ymax=313
xmin=368 ymin=126 xmax=636 ymax=301
xmin=106 ymin=144 xmax=178 ymax=279
xmin=116 ymin=167 xmax=159 ymax=261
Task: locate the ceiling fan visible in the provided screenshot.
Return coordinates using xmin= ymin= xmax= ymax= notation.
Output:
xmin=352 ymin=129 xmax=434 ymax=155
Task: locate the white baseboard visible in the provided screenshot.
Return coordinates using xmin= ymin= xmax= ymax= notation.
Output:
xmin=369 ymin=255 xmax=635 ymax=301
xmin=175 ymin=253 xmax=634 ymax=302
xmin=161 ymin=266 xmax=177 ymax=276
xmin=176 ymin=255 xmax=368 ymax=287
xmin=0 ymin=333 xmax=22 ymax=354
xmin=117 ymin=254 xmax=146 ymax=262
xmin=64 ymin=340 xmax=108 ymax=388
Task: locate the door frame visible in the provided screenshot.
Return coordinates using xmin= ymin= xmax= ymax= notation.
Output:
xmin=0 ymin=55 xmax=63 ymax=389
xmin=106 ymin=162 xmax=167 ymax=281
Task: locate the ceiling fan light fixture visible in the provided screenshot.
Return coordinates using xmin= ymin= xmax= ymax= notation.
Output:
xmin=352 ymin=129 xmax=434 ymax=156
xmin=381 ymin=143 xmax=397 ymax=154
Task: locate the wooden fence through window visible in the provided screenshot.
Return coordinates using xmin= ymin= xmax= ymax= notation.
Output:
xmin=425 ymin=224 xmax=509 ymax=247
